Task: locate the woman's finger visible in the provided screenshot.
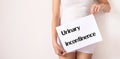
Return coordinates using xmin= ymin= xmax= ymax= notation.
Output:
xmin=91 ymin=4 xmax=102 ymax=14
xmin=97 ymin=5 xmax=101 ymax=12
xmin=56 ymin=44 xmax=66 ymax=56
xmin=93 ymin=5 xmax=98 ymax=13
xmin=90 ymin=4 xmax=95 ymax=14
xmin=56 ymin=49 xmax=62 ymax=56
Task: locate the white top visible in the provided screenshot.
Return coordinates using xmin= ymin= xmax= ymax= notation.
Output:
xmin=60 ymin=0 xmax=94 ymax=24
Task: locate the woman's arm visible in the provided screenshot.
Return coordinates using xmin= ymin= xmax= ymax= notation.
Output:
xmin=91 ymin=0 xmax=111 ymax=14
xmin=52 ymin=0 xmax=65 ymax=56
xmin=52 ymin=0 xmax=60 ymax=45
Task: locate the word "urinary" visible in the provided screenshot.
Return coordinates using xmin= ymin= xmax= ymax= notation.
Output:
xmin=61 ymin=26 xmax=80 ymax=36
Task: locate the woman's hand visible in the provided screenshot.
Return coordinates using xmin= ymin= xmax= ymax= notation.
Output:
xmin=90 ymin=3 xmax=111 ymax=14
xmin=53 ymin=41 xmax=66 ymax=56
xmin=90 ymin=4 xmax=103 ymax=14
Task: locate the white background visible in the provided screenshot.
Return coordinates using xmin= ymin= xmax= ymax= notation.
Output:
xmin=0 ymin=0 xmax=120 ymax=59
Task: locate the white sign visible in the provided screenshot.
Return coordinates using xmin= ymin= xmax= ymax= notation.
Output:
xmin=56 ymin=14 xmax=102 ymax=53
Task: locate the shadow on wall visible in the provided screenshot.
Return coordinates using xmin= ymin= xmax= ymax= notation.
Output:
xmin=92 ymin=0 xmax=120 ymax=59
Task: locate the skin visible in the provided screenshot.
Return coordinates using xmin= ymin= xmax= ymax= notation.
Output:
xmin=52 ymin=0 xmax=111 ymax=59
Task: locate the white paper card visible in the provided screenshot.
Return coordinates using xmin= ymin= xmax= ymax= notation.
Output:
xmin=56 ymin=14 xmax=102 ymax=53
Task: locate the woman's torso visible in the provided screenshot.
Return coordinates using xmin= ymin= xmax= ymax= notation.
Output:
xmin=60 ymin=0 xmax=94 ymax=24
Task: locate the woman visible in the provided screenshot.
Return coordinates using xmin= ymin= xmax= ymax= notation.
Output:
xmin=52 ymin=0 xmax=111 ymax=59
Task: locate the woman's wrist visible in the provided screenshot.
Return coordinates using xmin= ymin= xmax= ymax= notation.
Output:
xmin=52 ymin=39 xmax=58 ymax=45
